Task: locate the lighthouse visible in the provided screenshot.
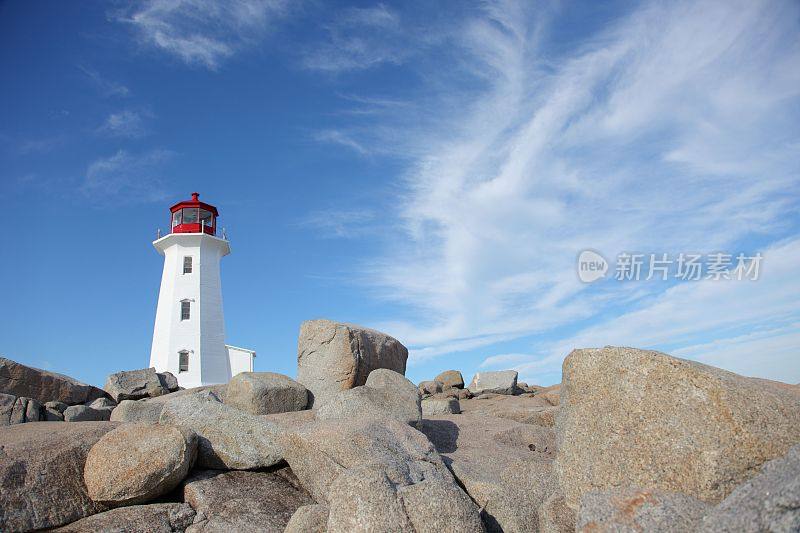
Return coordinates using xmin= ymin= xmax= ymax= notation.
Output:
xmin=149 ymin=193 xmax=254 ymax=388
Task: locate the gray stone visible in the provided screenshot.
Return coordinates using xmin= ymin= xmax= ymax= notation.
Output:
xmin=0 ymin=392 xmax=15 ymax=425
xmin=422 ymin=397 xmax=461 ymax=416
xmin=64 ymin=404 xmax=109 ymax=422
xmin=104 ymin=367 xmax=170 ymax=402
xmin=281 ymin=415 xmax=453 ymax=503
xmin=45 ymin=407 xmax=64 ymax=421
xmin=46 ymin=400 xmax=69 ymax=412
xmin=418 ymin=380 xmax=443 ymax=396
xmin=435 ymin=369 xmax=465 ymax=389
xmin=420 ymin=413 xmax=557 ymax=532
xmin=285 ymin=504 xmax=329 ymax=533
xmin=110 ymin=386 xmax=226 ymax=423
xmin=89 ymin=397 xmax=117 ymax=409
xmin=84 ymin=423 xmax=197 ymax=506
xmin=159 ymin=371 xmax=180 ymax=392
xmin=51 ymin=503 xmax=196 ymax=532
xmin=182 ymin=468 xmax=313 ymax=532
xmin=225 ymin=372 xmax=308 ymax=415
xmin=159 ymin=392 xmax=283 ymax=470
xmin=700 ymin=444 xmax=800 ymax=532
xmin=0 ymin=421 xmax=118 ymax=531
xmin=25 ymin=397 xmax=43 ymax=421
xmin=578 ymin=488 xmax=711 ymax=532
xmin=6 ymin=396 xmax=42 ymax=423
xmin=0 ymin=356 xmax=110 ymax=405
xmin=468 ymin=370 xmax=519 ymax=394
xmin=296 ymin=319 xmax=408 ymax=408
xmin=316 ymin=369 xmax=421 ymax=427
xmin=556 ymin=346 xmax=800 ymax=508
xmin=110 ymin=399 xmax=165 ymax=423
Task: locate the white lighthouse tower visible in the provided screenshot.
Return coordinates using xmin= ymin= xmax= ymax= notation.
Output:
xmin=149 ymin=193 xmax=254 ymax=388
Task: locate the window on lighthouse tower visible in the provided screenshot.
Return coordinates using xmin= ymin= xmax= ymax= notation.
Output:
xmin=181 ymin=300 xmax=191 ymax=320
xmin=178 ymin=350 xmax=189 ymax=372
xmin=183 ymin=256 xmax=193 ymax=274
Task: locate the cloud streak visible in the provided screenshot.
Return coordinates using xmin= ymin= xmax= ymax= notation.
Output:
xmin=81 ymin=149 xmax=173 ymax=205
xmin=115 ymin=0 xmax=289 ymax=69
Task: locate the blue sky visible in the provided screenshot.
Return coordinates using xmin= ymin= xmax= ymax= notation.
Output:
xmin=1 ymin=0 xmax=799 ymax=389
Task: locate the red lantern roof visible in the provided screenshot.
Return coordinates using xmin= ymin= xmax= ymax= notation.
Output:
xmin=169 ymin=192 xmax=218 ymax=236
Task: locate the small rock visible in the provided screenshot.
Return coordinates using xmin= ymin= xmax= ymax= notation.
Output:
xmin=44 ymin=407 xmax=64 ymax=421
xmin=159 ymin=392 xmax=283 ymax=470
xmin=84 ymin=423 xmax=197 ymax=506
xmin=0 ymin=421 xmax=118 ymax=531
xmin=422 ymin=397 xmax=461 ymax=416
xmin=51 ymin=503 xmax=196 ymax=532
xmin=104 ymin=367 xmax=170 ymax=402
xmin=296 ymin=319 xmax=408 ymax=408
xmin=46 ymin=400 xmax=69 ymax=413
xmin=317 ymin=369 xmax=421 ymax=427
xmin=468 ymin=370 xmax=519 ymax=395
xmin=285 ymin=504 xmax=329 ymax=533
xmin=225 ymin=372 xmax=308 ymax=415
xmin=64 ymin=404 xmax=109 ymax=422
xmin=418 ymin=380 xmax=443 ymax=396
xmin=577 ymin=488 xmax=711 ymax=532
xmin=435 ymin=369 xmax=465 ymax=389
xmin=159 ymin=371 xmax=180 ymax=392
xmin=88 ymin=397 xmax=117 ymax=409
xmin=0 ymin=392 xmax=16 ymax=425
xmin=110 ymin=386 xmax=226 ymax=423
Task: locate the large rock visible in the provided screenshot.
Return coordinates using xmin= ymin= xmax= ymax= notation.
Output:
xmin=0 ymin=356 xmax=110 ymax=405
xmin=700 ymin=443 xmax=800 ymax=532
xmin=283 ymin=415 xmax=483 ymax=531
xmin=159 ymin=392 xmax=283 ymax=470
xmin=296 ymin=319 xmax=408 ymax=408
xmin=182 ymin=468 xmax=313 ymax=532
xmin=316 ymin=368 xmax=421 ymax=427
xmin=64 ymin=404 xmax=110 ymax=422
xmin=0 ymin=421 xmax=118 ymax=531
xmin=421 ymin=413 xmax=558 ymax=532
xmin=435 ymin=369 xmax=465 ymax=389
xmin=84 ymin=423 xmax=197 ymax=506
xmin=104 ymin=367 xmax=177 ymax=402
xmin=577 ymin=488 xmax=710 ymax=532
xmin=468 ymin=370 xmax=519 ymax=394
xmin=225 ymin=372 xmax=308 ymax=415
xmin=285 ymin=505 xmax=329 ymax=533
xmin=51 ymin=503 xmax=196 ymax=532
xmin=556 ymin=346 xmax=800 ymax=508
xmin=459 ymin=393 xmax=556 ymax=426
xmin=110 ymin=385 xmax=227 ymax=423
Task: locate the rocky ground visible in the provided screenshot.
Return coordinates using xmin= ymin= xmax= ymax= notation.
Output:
xmin=1 ymin=318 xmax=799 ymax=532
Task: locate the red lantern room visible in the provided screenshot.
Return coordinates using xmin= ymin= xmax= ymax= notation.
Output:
xmin=170 ymin=192 xmax=218 ymax=236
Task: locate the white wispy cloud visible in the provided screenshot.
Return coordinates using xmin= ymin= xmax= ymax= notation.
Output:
xmin=97 ymin=110 xmax=151 ymax=138
xmin=79 ymin=66 xmax=130 ymax=98
xmin=114 ymin=0 xmax=289 ymax=69
xmin=317 ymin=0 xmax=800 ymax=382
xmin=81 ymin=149 xmax=173 ymax=204
xmin=298 ymin=208 xmax=376 ymax=239
xmin=313 ymin=129 xmax=371 ymax=156
xmin=303 ymin=4 xmax=416 ymax=72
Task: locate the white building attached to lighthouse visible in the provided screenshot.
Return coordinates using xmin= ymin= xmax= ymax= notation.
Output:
xmin=149 ymin=193 xmax=254 ymax=388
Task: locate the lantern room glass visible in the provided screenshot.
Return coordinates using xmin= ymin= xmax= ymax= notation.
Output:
xmin=182 ymin=208 xmax=199 ymax=224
